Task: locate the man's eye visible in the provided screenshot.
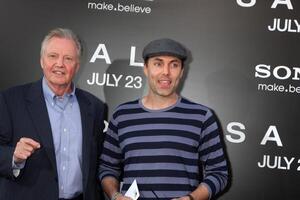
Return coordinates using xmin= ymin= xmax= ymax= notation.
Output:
xmin=171 ymin=62 xmax=181 ymax=68
xmin=48 ymin=54 xmax=57 ymax=58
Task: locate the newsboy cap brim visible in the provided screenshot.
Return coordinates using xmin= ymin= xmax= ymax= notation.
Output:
xmin=142 ymin=38 xmax=187 ymax=61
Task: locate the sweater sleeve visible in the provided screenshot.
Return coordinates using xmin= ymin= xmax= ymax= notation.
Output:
xmin=198 ymin=109 xmax=229 ymax=198
xmin=98 ymin=113 xmax=123 ymax=182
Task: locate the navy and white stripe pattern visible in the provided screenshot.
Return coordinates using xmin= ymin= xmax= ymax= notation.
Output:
xmin=99 ymin=97 xmax=228 ymax=200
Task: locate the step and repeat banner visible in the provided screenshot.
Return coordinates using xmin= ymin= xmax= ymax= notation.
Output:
xmin=1 ymin=0 xmax=299 ymax=199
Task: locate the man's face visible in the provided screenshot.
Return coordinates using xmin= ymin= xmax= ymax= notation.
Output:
xmin=40 ymin=37 xmax=79 ymax=92
xmin=144 ymin=55 xmax=184 ymax=98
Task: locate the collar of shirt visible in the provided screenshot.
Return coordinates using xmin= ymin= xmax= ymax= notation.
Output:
xmin=42 ymin=77 xmax=76 ymax=110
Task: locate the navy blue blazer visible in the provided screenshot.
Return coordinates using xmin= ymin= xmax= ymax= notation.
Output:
xmin=0 ymin=80 xmax=105 ymax=200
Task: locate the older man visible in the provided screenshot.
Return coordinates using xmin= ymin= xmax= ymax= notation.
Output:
xmin=99 ymin=38 xmax=229 ymax=200
xmin=0 ymin=28 xmax=105 ymax=200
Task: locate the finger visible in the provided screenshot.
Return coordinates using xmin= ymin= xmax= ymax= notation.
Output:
xmin=22 ymin=144 xmax=35 ymax=153
xmin=124 ymin=196 xmax=133 ymax=200
xmin=20 ymin=138 xmax=41 ymax=149
xmin=18 ymin=151 xmax=31 ymax=159
xmin=13 ymin=150 xmax=31 ymax=162
xmin=16 ymin=141 xmax=35 ymax=154
xmin=116 ymin=195 xmax=132 ymax=200
xmin=14 ymin=142 xmax=36 ymax=161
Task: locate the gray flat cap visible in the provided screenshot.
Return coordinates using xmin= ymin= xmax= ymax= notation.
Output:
xmin=142 ymin=38 xmax=187 ymax=61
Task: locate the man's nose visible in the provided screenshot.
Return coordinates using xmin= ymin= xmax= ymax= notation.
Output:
xmin=162 ymin=65 xmax=170 ymax=75
xmin=56 ymin=57 xmax=64 ymax=67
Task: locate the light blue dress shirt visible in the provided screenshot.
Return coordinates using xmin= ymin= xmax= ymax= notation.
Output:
xmin=42 ymin=78 xmax=83 ymax=199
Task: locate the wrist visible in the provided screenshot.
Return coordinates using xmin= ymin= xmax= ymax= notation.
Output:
xmin=111 ymin=192 xmax=122 ymax=200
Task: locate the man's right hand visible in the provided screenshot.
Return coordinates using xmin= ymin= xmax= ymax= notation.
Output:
xmin=13 ymin=137 xmax=41 ymax=163
xmin=114 ymin=194 xmax=132 ymax=200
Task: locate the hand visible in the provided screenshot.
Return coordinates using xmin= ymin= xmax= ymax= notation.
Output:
xmin=115 ymin=194 xmax=132 ymax=200
xmin=171 ymin=196 xmax=190 ymax=200
xmin=13 ymin=137 xmax=41 ymax=163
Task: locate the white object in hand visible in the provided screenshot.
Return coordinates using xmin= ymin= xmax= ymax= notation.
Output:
xmin=125 ymin=179 xmax=140 ymax=200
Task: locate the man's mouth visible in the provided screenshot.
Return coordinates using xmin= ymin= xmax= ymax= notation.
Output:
xmin=53 ymin=70 xmax=65 ymax=75
xmin=158 ymin=80 xmax=171 ymax=88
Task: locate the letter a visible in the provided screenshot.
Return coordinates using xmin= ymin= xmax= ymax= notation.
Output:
xmin=260 ymin=125 xmax=283 ymax=147
xmin=271 ymin=0 xmax=293 ymax=10
xmin=90 ymin=44 xmax=111 ymax=64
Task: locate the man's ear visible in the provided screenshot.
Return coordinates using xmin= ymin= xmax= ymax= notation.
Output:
xmin=75 ymin=62 xmax=80 ymax=73
xmin=143 ymin=64 xmax=148 ymax=77
xmin=179 ymin=67 xmax=184 ymax=79
xmin=40 ymin=58 xmax=44 ymax=69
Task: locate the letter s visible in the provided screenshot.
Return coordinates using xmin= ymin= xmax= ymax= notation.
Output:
xmin=255 ymin=64 xmax=271 ymax=78
xmin=226 ymin=122 xmax=246 ymax=143
xmin=236 ymin=0 xmax=256 ymax=7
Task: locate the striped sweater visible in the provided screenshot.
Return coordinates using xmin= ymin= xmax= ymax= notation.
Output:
xmin=99 ymin=97 xmax=228 ymax=200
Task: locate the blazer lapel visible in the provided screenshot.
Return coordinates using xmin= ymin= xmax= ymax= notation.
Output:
xmin=76 ymin=90 xmax=93 ymax=190
xmin=25 ymin=80 xmax=58 ymax=175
